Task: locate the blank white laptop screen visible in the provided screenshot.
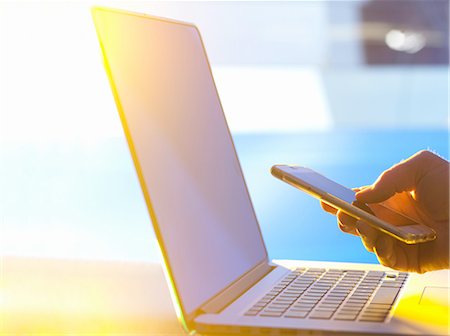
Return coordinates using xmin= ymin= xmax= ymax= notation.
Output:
xmin=93 ymin=9 xmax=267 ymax=315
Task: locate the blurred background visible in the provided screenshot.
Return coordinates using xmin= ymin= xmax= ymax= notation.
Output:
xmin=1 ymin=0 xmax=448 ymax=264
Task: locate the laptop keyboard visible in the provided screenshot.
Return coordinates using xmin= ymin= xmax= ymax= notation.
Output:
xmin=244 ymin=268 xmax=408 ymax=322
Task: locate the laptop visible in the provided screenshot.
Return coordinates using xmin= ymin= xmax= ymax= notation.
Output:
xmin=92 ymin=7 xmax=449 ymax=335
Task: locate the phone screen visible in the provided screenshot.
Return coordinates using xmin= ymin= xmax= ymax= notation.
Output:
xmin=289 ymin=167 xmax=356 ymax=203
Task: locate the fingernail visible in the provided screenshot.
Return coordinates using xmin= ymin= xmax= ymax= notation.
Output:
xmin=355 ymin=187 xmax=372 ymax=200
xmin=355 ymin=188 xmax=367 ymax=195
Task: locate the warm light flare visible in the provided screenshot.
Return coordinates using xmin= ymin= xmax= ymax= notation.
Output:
xmin=0 ymin=257 xmax=183 ymax=334
xmin=394 ymin=293 xmax=449 ymax=329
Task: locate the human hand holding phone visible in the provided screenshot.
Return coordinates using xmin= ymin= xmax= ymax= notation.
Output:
xmin=272 ymin=164 xmax=436 ymax=245
xmin=322 ymin=150 xmax=449 ymax=273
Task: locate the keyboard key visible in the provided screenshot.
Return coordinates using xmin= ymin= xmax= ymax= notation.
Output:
xmin=291 ymin=304 xmax=314 ymax=310
xmin=347 ymin=298 xmax=367 ymax=303
xmin=298 ymin=298 xmax=321 ymax=304
xmin=360 ymin=312 xmax=388 ymax=319
xmin=285 ymin=311 xmax=309 ymax=318
xmin=288 ymin=284 xmax=308 ymax=289
xmin=335 ymin=286 xmax=354 ymax=291
xmin=308 ymin=287 xmax=328 ymax=292
xmin=315 ymin=306 xmax=338 ymax=312
xmin=264 ymin=305 xmax=287 ymax=311
xmin=350 ymin=294 xmax=371 ymax=300
xmin=307 ymin=291 xmax=327 ymax=296
xmin=366 ymin=303 xmax=391 ymax=310
xmin=281 ymin=290 xmax=302 ymax=294
xmin=323 ymin=298 xmax=345 ymax=303
xmin=361 ymin=279 xmax=380 ymax=283
xmin=280 ymin=292 xmax=301 ymax=297
xmin=331 ymin=287 xmax=351 ymax=292
xmin=327 ymin=294 xmax=349 ymax=300
xmin=321 ymin=275 xmax=340 ymax=279
xmin=312 ymin=283 xmax=333 ymax=288
xmin=309 ymin=310 xmax=334 ymax=319
xmin=370 ymin=287 xmax=401 ymax=305
xmin=263 ymin=293 xmax=276 ymax=298
xmin=289 ymin=283 xmax=310 ymax=287
xmin=293 ymin=301 xmax=316 ymax=306
xmin=260 ymin=311 xmax=283 ymax=317
xmin=303 ymin=292 xmax=324 ymax=297
xmin=354 ymin=288 xmax=375 ymax=293
xmin=359 ymin=316 xmax=386 ymax=322
xmin=244 ymin=310 xmax=259 ymax=316
xmin=319 ymin=301 xmax=341 ymax=306
xmin=339 ymin=308 xmax=362 ymax=314
xmin=335 ymin=314 xmax=357 ymax=321
xmin=339 ymin=280 xmax=358 ymax=284
xmin=317 ymin=306 xmax=340 ymax=312
xmin=386 ymin=273 xmax=399 ymax=279
xmin=323 ymin=296 xmax=346 ymax=301
xmin=363 ymin=310 xmax=389 ymax=316
xmin=342 ymin=303 xmax=365 ymax=309
xmin=268 ymin=303 xmax=290 ymax=308
xmin=274 ymin=297 xmax=296 ymax=302
xmin=291 ymin=307 xmax=314 ymax=312
xmin=380 ymin=282 xmax=402 ymax=288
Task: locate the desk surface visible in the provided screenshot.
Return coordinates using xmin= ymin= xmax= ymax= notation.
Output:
xmin=1 ymin=256 xmax=185 ymax=334
xmin=3 ymin=257 xmax=449 ymax=335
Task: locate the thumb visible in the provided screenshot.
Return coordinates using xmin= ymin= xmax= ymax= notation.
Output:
xmin=356 ymin=151 xmax=432 ymax=204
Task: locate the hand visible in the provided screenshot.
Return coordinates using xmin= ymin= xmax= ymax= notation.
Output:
xmin=322 ymin=150 xmax=449 ymax=273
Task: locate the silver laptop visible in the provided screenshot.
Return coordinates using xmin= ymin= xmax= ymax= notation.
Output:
xmin=92 ymin=7 xmax=449 ymax=335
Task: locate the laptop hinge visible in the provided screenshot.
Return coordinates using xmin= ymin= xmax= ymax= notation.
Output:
xmin=199 ymin=260 xmax=274 ymax=314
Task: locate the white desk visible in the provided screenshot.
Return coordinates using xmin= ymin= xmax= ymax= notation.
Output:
xmin=2 ymin=257 xmax=449 ymax=335
xmin=1 ymin=256 xmax=184 ymax=334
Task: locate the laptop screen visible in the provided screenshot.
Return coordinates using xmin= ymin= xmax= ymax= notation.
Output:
xmin=93 ymin=9 xmax=268 ymax=315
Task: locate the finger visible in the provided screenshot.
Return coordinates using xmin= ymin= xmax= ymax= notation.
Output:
xmin=373 ymin=234 xmax=421 ymax=272
xmin=352 ymin=186 xmax=371 ymax=194
xmin=321 ymin=201 xmax=338 ymax=214
xmin=416 ymin=163 xmax=450 ymax=222
xmin=356 ymin=150 xmax=435 ymax=204
xmin=337 ymin=210 xmax=358 ymax=235
xmin=373 ymin=235 xmax=396 ymax=268
xmin=387 ymin=244 xmax=410 ymax=272
xmin=396 ymin=243 xmax=421 ymax=273
xmin=356 ymin=220 xmax=378 ymax=252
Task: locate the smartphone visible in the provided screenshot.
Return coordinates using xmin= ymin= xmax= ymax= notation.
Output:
xmin=271 ymin=165 xmax=436 ymax=244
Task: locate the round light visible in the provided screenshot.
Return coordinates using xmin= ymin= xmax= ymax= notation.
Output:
xmin=385 ymin=29 xmax=426 ymax=54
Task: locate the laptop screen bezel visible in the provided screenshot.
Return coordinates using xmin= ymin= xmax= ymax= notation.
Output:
xmin=92 ymin=6 xmax=270 ymax=330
